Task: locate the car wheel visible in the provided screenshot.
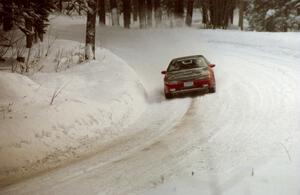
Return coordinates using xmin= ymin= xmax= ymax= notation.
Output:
xmin=165 ymin=93 xmax=173 ymax=99
xmin=209 ymin=87 xmax=216 ymax=93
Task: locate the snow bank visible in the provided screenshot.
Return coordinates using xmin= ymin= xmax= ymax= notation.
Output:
xmin=0 ymin=73 xmax=39 ymax=100
xmin=0 ymin=44 xmax=146 ymax=186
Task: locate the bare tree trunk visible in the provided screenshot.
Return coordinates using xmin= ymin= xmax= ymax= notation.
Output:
xmin=78 ymin=4 xmax=82 ymax=15
xmin=98 ymin=0 xmax=106 ymax=25
xmin=154 ymin=0 xmax=162 ymax=27
xmin=166 ymin=0 xmax=174 ymax=27
xmin=33 ymin=26 xmax=38 ymax=44
xmin=229 ymin=6 xmax=234 ymax=24
xmin=174 ymin=0 xmax=184 ymax=26
xmin=59 ymin=0 xmax=63 ymax=13
xmin=138 ymin=0 xmax=146 ymax=28
xmin=3 ymin=0 xmax=13 ymax=31
xmin=174 ymin=0 xmax=184 ymax=19
xmin=123 ymin=0 xmax=131 ymax=28
xmin=201 ymin=0 xmax=209 ymax=26
xmin=132 ymin=0 xmax=138 ymax=21
xmin=85 ymin=0 xmax=97 ymax=60
xmin=185 ymin=0 xmax=194 ymax=26
xmin=297 ymin=7 xmax=300 ymax=30
xmin=209 ymin=0 xmax=215 ymax=28
xmin=0 ymin=12 xmax=2 ymax=27
xmin=223 ymin=0 xmax=230 ymax=28
xmin=110 ymin=0 xmax=119 ymax=26
xmin=146 ymin=0 xmax=153 ymax=28
xmin=238 ymin=0 xmax=244 ymax=30
xmin=218 ymin=0 xmax=224 ymax=27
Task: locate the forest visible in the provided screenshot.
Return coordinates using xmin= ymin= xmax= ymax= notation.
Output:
xmin=1 ymin=0 xmax=299 ymax=62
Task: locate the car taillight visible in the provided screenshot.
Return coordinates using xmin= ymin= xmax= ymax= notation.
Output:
xmin=194 ymin=79 xmax=209 ymax=85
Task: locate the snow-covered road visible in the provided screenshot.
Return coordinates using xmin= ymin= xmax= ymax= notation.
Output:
xmin=1 ymin=19 xmax=299 ymax=194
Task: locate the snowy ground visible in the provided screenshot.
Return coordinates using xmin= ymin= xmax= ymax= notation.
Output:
xmin=0 ymin=40 xmax=146 ymax=186
xmin=0 ymin=15 xmax=300 ymax=195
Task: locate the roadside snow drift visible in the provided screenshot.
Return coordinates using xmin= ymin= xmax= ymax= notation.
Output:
xmin=0 ymin=43 xmax=146 ymax=186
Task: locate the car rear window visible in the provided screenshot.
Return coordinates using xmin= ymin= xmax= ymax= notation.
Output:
xmin=168 ymin=57 xmax=208 ymax=72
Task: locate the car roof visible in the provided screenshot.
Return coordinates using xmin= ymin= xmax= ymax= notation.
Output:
xmin=170 ymin=55 xmax=205 ymax=63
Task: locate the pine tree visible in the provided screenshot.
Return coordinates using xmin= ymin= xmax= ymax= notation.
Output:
xmin=2 ymin=0 xmax=13 ymax=31
xmin=246 ymin=0 xmax=300 ymax=32
xmin=1 ymin=0 xmax=54 ymax=46
xmin=32 ymin=0 xmax=54 ymax=42
xmin=24 ymin=0 xmax=34 ymax=48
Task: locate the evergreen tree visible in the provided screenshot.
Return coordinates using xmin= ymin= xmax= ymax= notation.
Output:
xmin=32 ymin=0 xmax=55 ymax=42
xmin=24 ymin=0 xmax=34 ymax=48
xmin=246 ymin=0 xmax=300 ymax=32
xmin=2 ymin=0 xmax=13 ymax=31
xmin=0 ymin=0 xmax=54 ymax=46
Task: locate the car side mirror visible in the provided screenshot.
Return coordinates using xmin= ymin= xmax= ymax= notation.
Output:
xmin=209 ymin=64 xmax=216 ymax=68
xmin=161 ymin=70 xmax=167 ymax=74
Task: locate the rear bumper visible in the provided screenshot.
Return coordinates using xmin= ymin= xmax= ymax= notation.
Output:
xmin=164 ymin=78 xmax=212 ymax=95
xmin=167 ymin=85 xmax=209 ymax=95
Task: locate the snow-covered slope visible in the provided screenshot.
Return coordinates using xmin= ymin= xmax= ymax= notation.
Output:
xmin=0 ymin=15 xmax=299 ymax=195
xmin=0 ymin=44 xmax=146 ymax=186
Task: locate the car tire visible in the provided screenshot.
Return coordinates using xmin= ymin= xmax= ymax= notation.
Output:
xmin=209 ymin=87 xmax=216 ymax=93
xmin=165 ymin=93 xmax=173 ymax=99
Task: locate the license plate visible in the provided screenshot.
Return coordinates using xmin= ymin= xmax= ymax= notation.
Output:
xmin=184 ymin=81 xmax=193 ymax=87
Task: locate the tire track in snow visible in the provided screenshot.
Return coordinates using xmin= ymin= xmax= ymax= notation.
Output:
xmin=0 ymin=98 xmax=192 ymax=194
xmin=142 ymin=48 xmax=299 ymax=194
xmin=180 ymin=49 xmax=300 ymax=176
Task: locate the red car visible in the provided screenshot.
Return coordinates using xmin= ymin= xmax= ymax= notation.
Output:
xmin=161 ymin=55 xmax=216 ymax=99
